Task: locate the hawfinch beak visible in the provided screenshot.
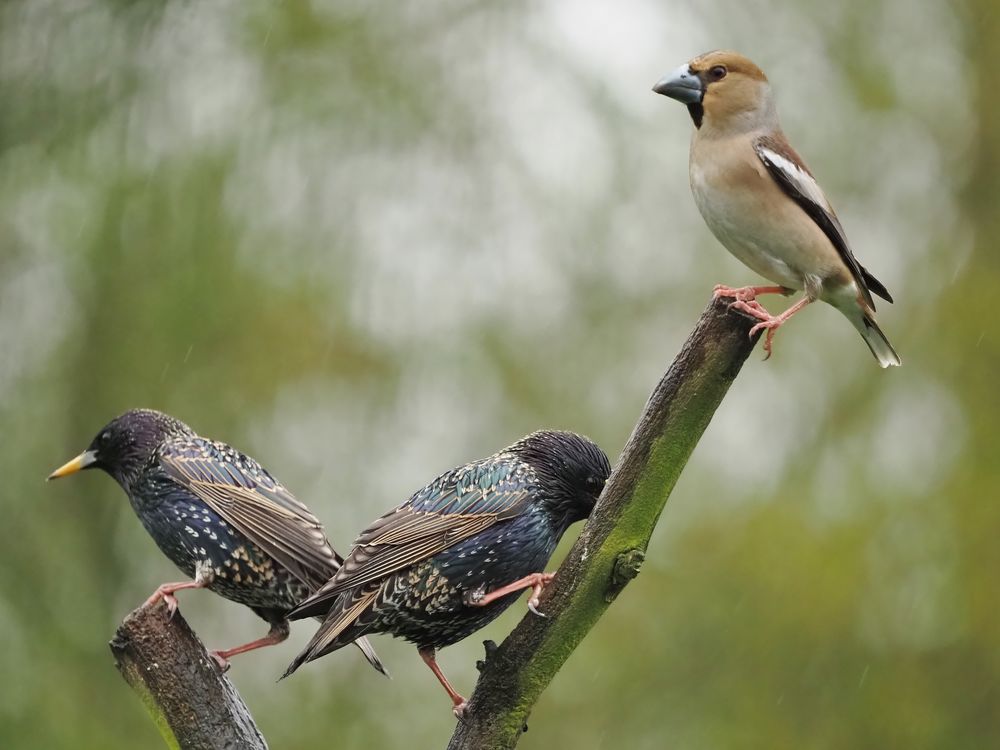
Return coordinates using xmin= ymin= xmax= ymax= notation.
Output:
xmin=653 ymin=63 xmax=703 ymax=103
xmin=47 ymin=449 xmax=98 ymax=480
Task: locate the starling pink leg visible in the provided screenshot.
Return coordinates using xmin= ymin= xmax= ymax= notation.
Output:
xmin=419 ymin=648 xmax=468 ymax=718
xmin=746 ymin=296 xmax=813 ymax=359
xmin=466 ymin=572 xmax=555 ymax=617
xmin=144 ymin=561 xmax=215 ymax=617
xmin=144 ymin=579 xmax=209 ymax=618
xmin=209 ymin=620 xmax=290 ymax=672
xmin=713 ymin=284 xmax=791 ymax=302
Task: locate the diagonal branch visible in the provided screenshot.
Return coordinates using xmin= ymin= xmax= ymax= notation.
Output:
xmin=110 ymin=602 xmax=268 ymax=750
xmin=447 ymin=297 xmax=761 ymax=750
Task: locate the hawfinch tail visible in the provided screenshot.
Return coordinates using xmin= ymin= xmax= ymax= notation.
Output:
xmin=653 ymin=51 xmax=900 ymax=367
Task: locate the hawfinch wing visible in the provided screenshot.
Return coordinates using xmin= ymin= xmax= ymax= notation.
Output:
xmin=753 ymin=135 xmax=893 ymax=308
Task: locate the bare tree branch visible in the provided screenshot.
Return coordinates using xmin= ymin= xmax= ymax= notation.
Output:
xmin=106 ymin=297 xmax=757 ymax=750
xmin=447 ymin=297 xmax=761 ymax=750
xmin=109 ymin=602 xmax=268 ymax=750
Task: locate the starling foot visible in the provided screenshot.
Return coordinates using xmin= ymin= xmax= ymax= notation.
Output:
xmin=465 ymin=572 xmax=555 ymax=617
xmin=144 ymin=579 xmax=208 ymax=618
xmin=208 ymin=651 xmax=232 ymax=672
xmin=209 ymin=620 xmax=289 ymax=671
xmin=144 ymin=562 xmax=214 ymax=617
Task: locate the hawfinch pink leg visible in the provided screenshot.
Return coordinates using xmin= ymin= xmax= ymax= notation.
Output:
xmin=712 ymin=284 xmax=791 ymax=302
xmin=745 ymin=297 xmax=814 ymax=359
xmin=715 ymin=285 xmax=793 ymax=323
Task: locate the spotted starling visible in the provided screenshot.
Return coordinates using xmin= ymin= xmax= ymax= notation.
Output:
xmin=48 ymin=408 xmax=386 ymax=674
xmin=282 ymin=430 xmax=611 ymax=715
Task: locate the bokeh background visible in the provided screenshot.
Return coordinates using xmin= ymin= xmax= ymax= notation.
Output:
xmin=2 ymin=0 xmax=996 ymax=747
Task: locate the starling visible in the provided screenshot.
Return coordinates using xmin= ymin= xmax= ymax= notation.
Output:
xmin=282 ymin=430 xmax=611 ymax=716
xmin=47 ymin=408 xmax=386 ymax=674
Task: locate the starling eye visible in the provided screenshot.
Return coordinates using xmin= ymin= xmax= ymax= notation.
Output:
xmin=98 ymin=431 xmax=111 ymax=446
xmin=709 ymin=65 xmax=727 ymax=81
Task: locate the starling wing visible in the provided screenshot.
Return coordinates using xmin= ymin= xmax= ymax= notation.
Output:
xmin=290 ymin=458 xmax=534 ymax=619
xmin=281 ymin=459 xmax=534 ymax=675
xmin=160 ymin=438 xmax=342 ymax=591
xmin=160 ymin=438 xmax=389 ymax=676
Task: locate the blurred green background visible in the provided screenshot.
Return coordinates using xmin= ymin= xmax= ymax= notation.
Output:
xmin=2 ymin=0 xmax=997 ymax=748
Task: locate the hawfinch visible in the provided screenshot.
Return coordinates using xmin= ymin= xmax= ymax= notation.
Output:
xmin=653 ymin=51 xmax=900 ymax=367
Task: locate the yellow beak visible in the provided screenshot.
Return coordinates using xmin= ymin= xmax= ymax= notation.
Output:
xmin=47 ymin=449 xmax=98 ymax=480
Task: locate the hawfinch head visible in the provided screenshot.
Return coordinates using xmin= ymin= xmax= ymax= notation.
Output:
xmin=653 ymin=51 xmax=775 ymax=133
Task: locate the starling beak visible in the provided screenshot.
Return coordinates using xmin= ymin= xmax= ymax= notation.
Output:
xmin=283 ymin=430 xmax=611 ymax=716
xmin=47 ymin=450 xmax=97 ymax=479
xmin=48 ymin=408 xmax=386 ymax=676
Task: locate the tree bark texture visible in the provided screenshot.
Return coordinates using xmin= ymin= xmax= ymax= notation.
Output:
xmin=109 ymin=601 xmax=268 ymax=750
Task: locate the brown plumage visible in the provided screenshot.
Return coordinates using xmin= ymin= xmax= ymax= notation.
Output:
xmin=654 ymin=50 xmax=900 ymax=366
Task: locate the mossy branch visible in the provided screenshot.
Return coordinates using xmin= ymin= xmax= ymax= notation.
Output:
xmin=446 ymin=297 xmax=761 ymax=750
xmin=110 ymin=601 xmax=268 ymax=750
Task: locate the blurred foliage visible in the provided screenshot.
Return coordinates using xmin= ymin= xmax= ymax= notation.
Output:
xmin=0 ymin=0 xmax=995 ymax=748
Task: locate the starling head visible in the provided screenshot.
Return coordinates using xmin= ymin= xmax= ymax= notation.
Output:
xmin=509 ymin=430 xmax=611 ymax=525
xmin=48 ymin=409 xmax=193 ymax=489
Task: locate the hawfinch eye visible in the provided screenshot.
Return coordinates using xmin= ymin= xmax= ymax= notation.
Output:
xmin=708 ymin=65 xmax=727 ymax=81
